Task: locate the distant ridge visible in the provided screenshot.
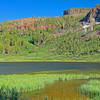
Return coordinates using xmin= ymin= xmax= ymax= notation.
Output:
xmin=63 ymin=8 xmax=90 ymax=16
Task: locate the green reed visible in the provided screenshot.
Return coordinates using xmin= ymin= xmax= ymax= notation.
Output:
xmin=80 ymin=80 xmax=100 ymax=100
xmin=0 ymin=73 xmax=99 ymax=93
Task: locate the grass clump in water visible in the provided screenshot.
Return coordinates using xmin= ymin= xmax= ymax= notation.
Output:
xmin=80 ymin=80 xmax=100 ymax=100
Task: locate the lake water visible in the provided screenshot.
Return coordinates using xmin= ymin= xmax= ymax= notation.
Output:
xmin=0 ymin=62 xmax=100 ymax=74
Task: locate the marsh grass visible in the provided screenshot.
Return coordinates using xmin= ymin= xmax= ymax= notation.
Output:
xmin=0 ymin=87 xmax=20 ymax=100
xmin=0 ymin=71 xmax=99 ymax=100
xmin=80 ymin=80 xmax=100 ymax=100
xmin=0 ymin=73 xmax=99 ymax=93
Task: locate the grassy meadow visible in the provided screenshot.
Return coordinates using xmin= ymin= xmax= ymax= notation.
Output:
xmin=0 ymin=49 xmax=100 ymax=62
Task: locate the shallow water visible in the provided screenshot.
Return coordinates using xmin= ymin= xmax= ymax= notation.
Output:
xmin=0 ymin=62 xmax=100 ymax=74
xmin=21 ymin=80 xmax=89 ymax=100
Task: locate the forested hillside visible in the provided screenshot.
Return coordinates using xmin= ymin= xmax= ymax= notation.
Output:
xmin=0 ymin=5 xmax=100 ymax=61
xmin=0 ymin=15 xmax=83 ymax=54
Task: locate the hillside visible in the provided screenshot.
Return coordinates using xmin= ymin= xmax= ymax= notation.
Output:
xmin=0 ymin=4 xmax=100 ymax=62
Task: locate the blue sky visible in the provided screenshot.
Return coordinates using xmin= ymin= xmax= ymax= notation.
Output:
xmin=0 ymin=0 xmax=100 ymax=22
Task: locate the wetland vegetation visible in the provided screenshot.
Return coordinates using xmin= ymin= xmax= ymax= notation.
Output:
xmin=0 ymin=70 xmax=100 ymax=100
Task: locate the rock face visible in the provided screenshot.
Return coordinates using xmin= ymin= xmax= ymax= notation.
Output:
xmin=64 ymin=8 xmax=90 ymax=15
xmin=5 ymin=17 xmax=56 ymax=33
xmin=80 ymin=4 xmax=100 ymax=22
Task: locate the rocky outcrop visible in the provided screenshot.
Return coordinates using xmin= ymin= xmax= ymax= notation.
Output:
xmin=6 ymin=17 xmax=56 ymax=33
xmin=64 ymin=8 xmax=90 ymax=15
xmin=80 ymin=4 xmax=100 ymax=22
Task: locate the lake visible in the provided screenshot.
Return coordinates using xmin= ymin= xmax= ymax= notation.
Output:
xmin=0 ymin=62 xmax=100 ymax=74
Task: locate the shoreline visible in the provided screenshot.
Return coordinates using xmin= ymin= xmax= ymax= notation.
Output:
xmin=0 ymin=53 xmax=100 ymax=62
xmin=0 ymin=59 xmax=99 ymax=62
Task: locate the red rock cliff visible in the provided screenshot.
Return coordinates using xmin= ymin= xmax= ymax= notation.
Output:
xmin=64 ymin=8 xmax=90 ymax=15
